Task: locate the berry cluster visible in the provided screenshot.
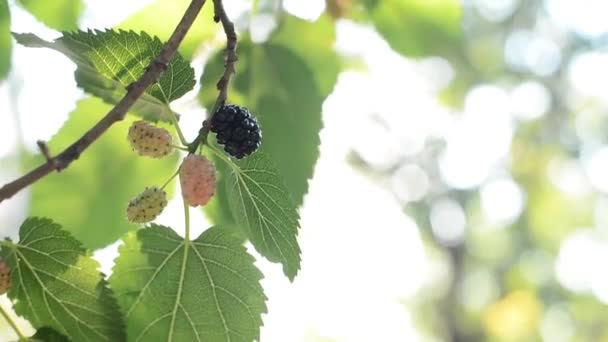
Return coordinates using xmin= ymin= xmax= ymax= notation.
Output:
xmin=127 ymin=120 xmax=173 ymax=158
xmin=0 ymin=260 xmax=10 ymax=295
xmin=210 ymin=104 xmax=262 ymax=159
xmin=180 ymin=155 xmax=216 ymax=207
xmin=124 ymin=104 xmax=258 ymax=223
xmin=126 ymin=187 xmax=168 ymax=223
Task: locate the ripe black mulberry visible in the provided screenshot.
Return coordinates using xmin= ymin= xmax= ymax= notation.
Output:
xmin=210 ymin=104 xmax=262 ymax=159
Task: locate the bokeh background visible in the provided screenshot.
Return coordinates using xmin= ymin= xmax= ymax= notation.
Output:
xmin=1 ymin=0 xmax=608 ymax=341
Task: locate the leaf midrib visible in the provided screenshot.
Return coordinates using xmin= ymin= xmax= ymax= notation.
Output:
xmin=230 ymin=164 xmax=299 ymax=263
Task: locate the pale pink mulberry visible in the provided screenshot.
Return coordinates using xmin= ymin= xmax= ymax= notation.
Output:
xmin=180 ymin=155 xmax=216 ymax=207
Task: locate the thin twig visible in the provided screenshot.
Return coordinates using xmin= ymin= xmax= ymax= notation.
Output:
xmin=188 ymin=0 xmax=237 ymax=153
xmin=192 ymin=0 xmax=237 ymax=152
xmin=210 ymin=0 xmax=238 ymax=117
xmin=0 ymin=0 xmax=208 ymax=204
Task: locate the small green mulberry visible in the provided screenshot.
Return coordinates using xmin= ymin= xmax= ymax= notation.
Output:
xmin=127 ymin=187 xmax=168 ymax=223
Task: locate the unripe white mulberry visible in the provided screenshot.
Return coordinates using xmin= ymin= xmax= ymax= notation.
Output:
xmin=179 ymin=155 xmax=216 ymax=207
xmin=126 ymin=187 xmax=168 ymax=223
xmin=127 ymin=120 xmax=173 ymax=158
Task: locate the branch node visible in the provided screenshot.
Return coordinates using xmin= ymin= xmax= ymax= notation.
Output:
xmin=36 ymin=140 xmax=60 ymax=172
xmin=147 ymin=60 xmax=169 ymax=82
xmin=125 ymin=82 xmax=136 ymax=92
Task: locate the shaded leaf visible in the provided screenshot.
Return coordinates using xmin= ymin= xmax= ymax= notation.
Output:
xmin=17 ymin=0 xmax=83 ymax=31
xmin=110 ymin=225 xmax=267 ymax=342
xmin=29 ymin=327 xmax=70 ymax=342
xmin=271 ymin=14 xmax=340 ymax=94
xmin=0 ymin=218 xmax=125 ymax=341
xmin=29 ymin=97 xmax=179 ymax=249
xmin=224 ymin=152 xmax=301 ymax=280
xmin=13 ymin=30 xmax=195 ymax=121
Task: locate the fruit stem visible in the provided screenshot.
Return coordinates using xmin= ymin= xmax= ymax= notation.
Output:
xmin=161 ymin=167 xmax=181 ymax=190
xmin=0 ymin=241 xmax=14 ymax=249
xmin=0 ymin=302 xmax=26 ymax=341
xmin=169 ymin=111 xmax=188 ymax=146
xmin=186 ymin=121 xmax=210 ymax=154
xmin=171 ymin=144 xmax=189 ymax=151
xmin=207 ymin=143 xmax=240 ymax=172
xmin=183 ymin=198 xmax=191 ymax=242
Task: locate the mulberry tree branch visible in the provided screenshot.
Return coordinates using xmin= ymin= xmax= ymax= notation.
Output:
xmin=0 ymin=0 xmax=208 ymax=204
xmin=189 ymin=0 xmax=237 ymax=152
xmin=210 ymin=0 xmax=238 ymax=116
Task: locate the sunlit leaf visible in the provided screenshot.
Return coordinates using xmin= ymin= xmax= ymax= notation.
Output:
xmin=223 ymin=152 xmax=301 ymax=280
xmin=29 ymin=97 xmax=179 ymax=249
xmin=13 ymin=30 xmax=195 ymax=121
xmin=110 ymin=225 xmax=267 ymax=341
xmin=0 ymin=218 xmax=125 ymax=341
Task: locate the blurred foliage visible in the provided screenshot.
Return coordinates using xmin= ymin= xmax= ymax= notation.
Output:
xmin=17 ymin=0 xmax=82 ymax=31
xmin=362 ymin=0 xmax=462 ymax=57
xmin=0 ymin=0 xmax=10 ymax=79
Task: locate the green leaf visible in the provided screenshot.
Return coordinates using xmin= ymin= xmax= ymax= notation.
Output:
xmin=118 ymin=0 xmax=218 ymax=59
xmin=0 ymin=218 xmax=125 ymax=341
xmin=110 ymin=225 xmax=267 ymax=342
xmin=29 ymin=327 xmax=70 ymax=342
xmin=364 ymin=0 xmax=462 ymax=57
xmin=17 ymin=0 xmax=83 ymax=31
xmin=200 ymin=143 xmax=238 ymax=225
xmin=223 ymin=151 xmax=301 ymax=280
xmin=13 ymin=30 xmax=195 ymax=121
xmin=0 ymin=0 xmax=11 ymax=79
xmin=201 ymin=45 xmax=328 ymax=206
xmin=29 ymin=97 xmax=179 ymax=249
